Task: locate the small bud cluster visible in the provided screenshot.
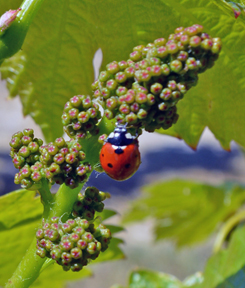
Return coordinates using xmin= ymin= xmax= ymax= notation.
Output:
xmin=92 ymin=24 xmax=221 ymax=132
xmin=61 ymin=95 xmax=101 ymax=139
xmin=36 ymin=217 xmax=111 ymax=271
xmin=36 ymin=187 xmax=111 ymax=271
xmin=72 ymin=187 xmax=107 ymax=220
xmin=40 ymin=137 xmax=91 ymax=188
xmin=9 ymin=129 xmax=44 ymax=189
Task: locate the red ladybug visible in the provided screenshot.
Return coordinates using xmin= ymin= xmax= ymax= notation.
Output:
xmin=100 ymin=125 xmax=141 ymax=181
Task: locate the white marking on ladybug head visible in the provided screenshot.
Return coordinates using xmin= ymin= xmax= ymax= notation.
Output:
xmin=114 ymin=133 xmax=120 ymax=138
xmin=125 ymin=133 xmax=134 ymax=139
xmin=108 ymin=132 xmax=115 ymax=139
xmin=112 ymin=145 xmax=127 ymax=150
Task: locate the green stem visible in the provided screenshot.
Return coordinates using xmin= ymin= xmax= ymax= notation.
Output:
xmin=0 ymin=0 xmax=45 ymax=62
xmin=5 ymin=237 xmax=46 ymax=288
xmin=213 ymin=209 xmax=245 ymax=253
xmin=49 ymin=183 xmax=83 ymax=220
xmin=38 ymin=179 xmax=54 ymax=218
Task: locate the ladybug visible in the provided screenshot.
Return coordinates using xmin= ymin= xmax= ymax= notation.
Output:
xmin=100 ymin=125 xmax=141 ymax=181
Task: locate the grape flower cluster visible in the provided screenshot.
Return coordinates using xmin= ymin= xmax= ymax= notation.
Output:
xmin=61 ymin=95 xmax=101 ymax=139
xmin=36 ymin=187 xmax=111 ymax=271
xmin=9 ymin=129 xmax=44 ymax=189
xmin=91 ymin=24 xmax=221 ymax=132
xmin=9 ymin=130 xmax=92 ymax=189
xmin=40 ymin=137 xmax=91 ymax=189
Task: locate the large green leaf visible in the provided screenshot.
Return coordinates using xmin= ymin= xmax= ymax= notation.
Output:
xmin=0 ymin=189 xmax=43 ymax=230
xmin=156 ymin=0 xmax=245 ymax=150
xmin=123 ymin=180 xmax=245 ymax=247
xmin=0 ymin=0 xmax=244 ymax=149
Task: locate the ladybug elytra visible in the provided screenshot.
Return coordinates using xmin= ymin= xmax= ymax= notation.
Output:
xmin=100 ymin=125 xmax=141 ymax=181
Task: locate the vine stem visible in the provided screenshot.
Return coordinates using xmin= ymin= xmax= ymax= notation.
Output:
xmin=213 ymin=209 xmax=245 ymax=254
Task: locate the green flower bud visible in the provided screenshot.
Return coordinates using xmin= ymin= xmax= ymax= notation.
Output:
xmin=166 ymin=42 xmax=179 ymax=54
xmin=130 ymin=50 xmax=142 ymax=61
xmin=106 ymin=97 xmax=118 ymax=110
xmin=70 ymin=95 xmax=82 ymax=108
xmin=115 ymin=72 xmax=127 ymax=83
xmin=158 ymin=102 xmax=170 ymax=111
xmin=77 ymin=239 xmax=87 ymax=250
xmin=71 ymin=263 xmax=83 ymax=272
xmin=87 ymin=242 xmax=97 ymax=254
xmin=189 ymin=35 xmax=201 ymax=47
xmin=106 ymin=61 xmax=120 ymax=74
xmin=119 ymin=103 xmax=130 ymax=114
xmin=150 ymin=83 xmax=162 ymax=95
xmin=36 ymin=247 xmax=46 ymax=258
xmin=154 ymin=37 xmax=167 ymax=47
xmin=161 ymin=64 xmax=170 ymax=76
xmin=170 ymin=60 xmax=182 ymax=73
xmin=50 ymin=248 xmax=61 ymax=260
xmin=19 ymin=146 xmax=31 ymax=158
xmin=71 ymin=247 xmax=83 ymax=259
xmin=9 ymin=137 xmax=22 ymax=149
xmin=160 ymin=88 xmax=172 ymax=100
xmin=99 ymin=70 xmax=111 ymax=82
xmin=60 ymin=240 xmax=74 ymax=252
xmin=106 ymin=79 xmax=118 ymax=90
xmin=69 ymin=108 xmax=79 ymax=120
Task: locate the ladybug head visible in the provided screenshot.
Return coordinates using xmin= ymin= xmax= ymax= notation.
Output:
xmin=107 ymin=124 xmax=136 ymax=146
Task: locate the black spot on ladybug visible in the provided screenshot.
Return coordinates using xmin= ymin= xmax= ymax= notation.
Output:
xmin=107 ymin=163 xmax=113 ymax=168
xmin=125 ymin=163 xmax=131 ymax=169
xmin=102 ymin=154 xmax=104 ymax=157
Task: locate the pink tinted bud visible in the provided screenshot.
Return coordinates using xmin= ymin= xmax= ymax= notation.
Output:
xmin=0 ymin=8 xmax=21 ymax=32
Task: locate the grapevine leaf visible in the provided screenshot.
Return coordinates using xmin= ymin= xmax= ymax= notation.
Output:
xmin=0 ymin=189 xmax=43 ymax=230
xmin=156 ymin=0 xmax=245 ymax=149
xmin=191 ymin=226 xmax=245 ymax=288
xmin=128 ymin=269 xmax=183 ymax=288
xmin=0 ymin=219 xmax=40 ymax=285
xmin=123 ymin=180 xmax=245 ymax=247
xmin=0 ymin=0 xmax=243 ymax=149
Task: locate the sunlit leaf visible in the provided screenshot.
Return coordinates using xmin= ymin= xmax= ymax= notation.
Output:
xmin=0 ymin=189 xmax=43 ymax=230
xmin=123 ymin=180 xmax=245 ymax=247
xmin=0 ymin=0 xmax=244 ymax=149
